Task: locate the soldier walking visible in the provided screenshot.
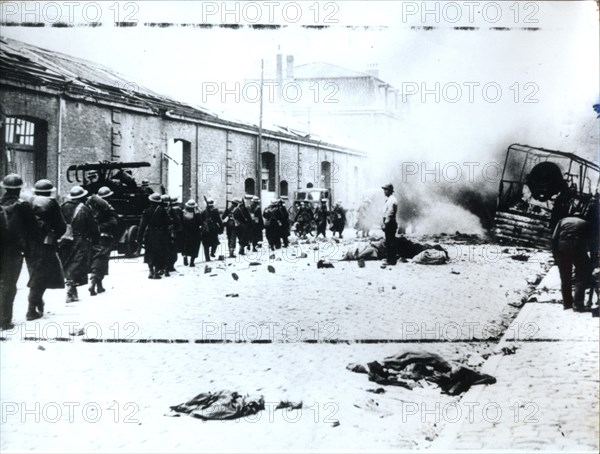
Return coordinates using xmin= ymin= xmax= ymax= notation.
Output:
xmin=232 ymin=198 xmax=252 ymax=256
xmin=314 ymin=199 xmax=330 ymax=238
xmin=137 ymin=193 xmax=170 ymax=279
xmin=222 ymin=199 xmax=239 ymax=258
xmin=263 ymin=199 xmax=281 ymax=250
xmin=330 ymin=200 xmax=347 ymax=239
xmin=181 ymin=199 xmax=201 ymax=267
xmin=199 ymin=197 xmax=223 ymax=261
xmin=277 ymin=199 xmax=290 ymax=247
xmin=249 ymin=196 xmax=264 ymax=251
xmin=59 ymin=186 xmax=100 ymax=302
xmin=86 ymin=186 xmax=119 ymax=295
xmin=162 ymin=194 xmax=181 ymax=274
xmin=0 ymin=174 xmax=39 ymax=329
xmin=26 ymin=179 xmax=67 ymax=320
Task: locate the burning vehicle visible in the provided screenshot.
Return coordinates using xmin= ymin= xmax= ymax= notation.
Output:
xmin=494 ymin=144 xmax=599 ymax=249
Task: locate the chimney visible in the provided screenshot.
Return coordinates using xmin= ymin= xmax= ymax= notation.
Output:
xmin=276 ymin=54 xmax=283 ymax=84
xmin=286 ymin=55 xmax=294 ymax=79
xmin=365 ymin=63 xmax=379 ymax=78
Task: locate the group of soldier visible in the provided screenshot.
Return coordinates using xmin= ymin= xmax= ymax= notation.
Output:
xmin=0 ymin=173 xmax=118 ymax=330
xmin=291 ymin=199 xmax=347 ymax=240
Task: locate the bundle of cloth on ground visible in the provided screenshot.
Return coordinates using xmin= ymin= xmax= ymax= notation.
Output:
xmin=347 ymin=351 xmax=496 ymax=395
xmin=169 ymin=390 xmax=302 ymax=420
xmin=342 ymin=237 xmax=449 ymax=264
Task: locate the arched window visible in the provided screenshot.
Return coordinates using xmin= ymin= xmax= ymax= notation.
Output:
xmin=321 ymin=161 xmax=331 ymax=188
xmin=245 ymin=178 xmax=256 ymax=195
xmin=280 ymin=180 xmax=288 ymax=197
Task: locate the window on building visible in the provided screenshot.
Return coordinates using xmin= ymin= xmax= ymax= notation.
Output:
xmin=245 ymin=178 xmax=256 ymax=195
xmin=280 ymin=180 xmax=288 ymax=197
xmin=5 ymin=118 xmax=35 ymax=147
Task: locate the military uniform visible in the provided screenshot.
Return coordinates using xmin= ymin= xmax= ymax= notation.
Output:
xmin=181 ymin=201 xmax=201 ymax=266
xmin=330 ymin=202 xmax=347 ymax=238
xmin=222 ymin=201 xmax=238 ymax=258
xmin=232 ymin=200 xmax=252 ymax=255
xmin=0 ymin=174 xmax=40 ymax=328
xmin=263 ymin=201 xmax=281 ymax=250
xmin=199 ymin=200 xmax=223 ymax=261
xmin=314 ymin=202 xmax=330 ymax=238
xmin=277 ymin=201 xmax=290 ymax=247
xmin=249 ymin=198 xmax=264 ymax=251
xmin=138 ymin=194 xmax=171 ymax=279
xmin=86 ymin=191 xmax=119 ymax=295
xmin=27 ymin=181 xmax=67 ymax=318
xmin=59 ymin=187 xmax=100 ymax=301
xmin=552 ymin=216 xmax=592 ymax=311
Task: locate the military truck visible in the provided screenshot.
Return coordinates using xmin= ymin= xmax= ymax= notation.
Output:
xmin=494 ymin=144 xmax=599 ymax=249
xmin=66 ymin=161 xmax=153 ymax=257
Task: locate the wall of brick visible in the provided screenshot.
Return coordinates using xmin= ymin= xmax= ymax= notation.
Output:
xmin=0 ymin=86 xmax=60 ymax=187
xmin=1 ymin=86 xmax=366 ymax=210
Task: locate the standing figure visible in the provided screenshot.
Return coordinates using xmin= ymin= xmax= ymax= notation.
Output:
xmin=263 ymin=200 xmax=281 ymax=250
xmin=181 ymin=199 xmax=201 ymax=267
xmin=86 ymin=186 xmax=119 ymax=295
xmin=249 ymin=196 xmax=264 ymax=251
xmin=161 ymin=194 xmax=180 ymax=275
xmin=277 ymin=199 xmax=290 ymax=247
xmin=381 ymin=183 xmax=398 ymax=266
xmin=26 ymin=179 xmax=67 ymax=319
xmin=140 ymin=179 xmax=154 ymax=197
xmin=199 ymin=197 xmax=223 ymax=261
xmin=330 ymin=200 xmax=347 ymax=239
xmin=295 ymin=201 xmax=314 ymax=239
xmin=232 ymin=198 xmax=252 ymax=256
xmin=222 ymin=199 xmax=239 ymax=258
xmin=59 ymin=186 xmax=100 ymax=302
xmin=138 ymin=193 xmax=171 ymax=279
xmin=355 ymin=199 xmax=372 ymax=238
xmin=552 ymin=215 xmax=592 ymax=312
xmin=314 ymin=199 xmax=330 ymax=238
xmin=0 ymin=174 xmax=39 ymax=329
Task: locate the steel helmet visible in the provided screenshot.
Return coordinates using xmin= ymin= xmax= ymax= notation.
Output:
xmin=97 ymin=186 xmax=114 ymax=198
xmin=33 ymin=179 xmax=54 ymax=193
xmin=148 ymin=192 xmax=161 ymax=203
xmin=68 ymin=185 xmax=88 ymax=199
xmin=1 ymin=173 xmax=23 ymax=189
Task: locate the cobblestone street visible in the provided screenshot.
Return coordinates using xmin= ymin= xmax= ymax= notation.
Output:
xmin=2 ymin=234 xmax=597 ymax=452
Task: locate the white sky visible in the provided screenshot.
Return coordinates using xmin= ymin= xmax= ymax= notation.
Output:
xmin=1 ymin=1 xmax=599 ymax=163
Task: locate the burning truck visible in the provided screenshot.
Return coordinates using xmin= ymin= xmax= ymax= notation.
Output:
xmin=494 ymin=144 xmax=599 ymax=249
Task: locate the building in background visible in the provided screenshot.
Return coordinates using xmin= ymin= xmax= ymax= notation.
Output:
xmin=247 ymin=54 xmax=405 ymax=152
xmin=0 ymin=37 xmax=366 ymax=208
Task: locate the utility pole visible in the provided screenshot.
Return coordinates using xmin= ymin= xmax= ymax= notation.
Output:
xmin=257 ymin=59 xmax=264 ymax=199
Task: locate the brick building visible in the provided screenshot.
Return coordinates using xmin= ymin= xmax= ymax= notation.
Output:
xmin=0 ymin=37 xmax=366 ymax=208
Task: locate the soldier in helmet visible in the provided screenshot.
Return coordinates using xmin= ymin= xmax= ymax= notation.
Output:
xmin=0 ymin=174 xmax=40 ymax=329
xmin=181 ymin=199 xmax=201 ymax=267
xmin=222 ymin=198 xmax=239 ymax=258
xmin=137 ymin=193 xmax=171 ymax=279
xmin=232 ymin=197 xmax=252 ymax=256
xmin=199 ymin=197 xmax=223 ymax=261
xmin=160 ymin=194 xmax=179 ymax=275
xmin=86 ymin=186 xmax=119 ymax=295
xmin=140 ymin=179 xmax=154 ymax=197
xmin=314 ymin=199 xmax=330 ymax=238
xmin=263 ymin=199 xmax=281 ymax=250
xmin=249 ymin=196 xmax=264 ymax=251
xmin=59 ymin=186 xmax=100 ymax=303
xmin=276 ymin=199 xmax=290 ymax=247
xmin=330 ymin=200 xmax=347 ymax=239
xmin=26 ymin=179 xmax=67 ymax=320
